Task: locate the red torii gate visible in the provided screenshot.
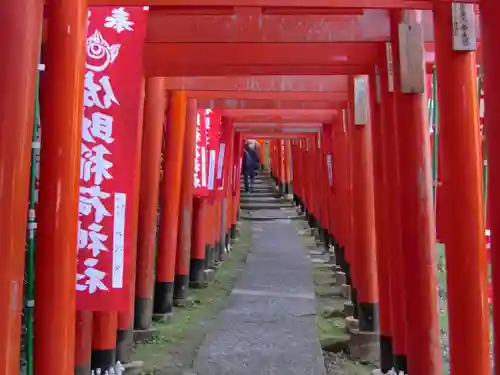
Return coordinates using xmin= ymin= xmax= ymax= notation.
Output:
xmin=1 ymin=2 xmax=499 ymax=375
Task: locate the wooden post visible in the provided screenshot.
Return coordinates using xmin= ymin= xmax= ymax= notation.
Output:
xmin=35 ymin=1 xmax=87 ymax=373
xmin=480 ymin=2 xmax=500 ymax=374
xmin=135 ymin=78 xmax=165 ymax=330
xmin=174 ymin=99 xmax=197 ymax=303
xmin=154 ymin=91 xmax=188 ymax=316
xmin=434 ymin=4 xmax=490 ymax=375
xmin=392 ymin=10 xmax=441 ymax=375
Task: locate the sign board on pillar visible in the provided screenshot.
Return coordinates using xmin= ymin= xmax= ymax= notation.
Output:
xmin=342 ymin=109 xmax=347 ymax=134
xmin=375 ymin=66 xmax=382 ymax=105
xmin=326 ymin=153 xmax=333 ymax=187
xmin=398 ymin=22 xmax=426 ymax=94
xmin=385 ymin=43 xmax=394 ymax=93
xmin=354 ymin=76 xmax=368 ymax=125
xmin=451 ymin=3 xmax=477 ymax=51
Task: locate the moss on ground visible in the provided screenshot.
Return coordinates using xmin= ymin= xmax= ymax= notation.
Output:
xmin=132 ymin=220 xmax=252 ymax=375
xmin=295 ymin=218 xmax=375 ymax=375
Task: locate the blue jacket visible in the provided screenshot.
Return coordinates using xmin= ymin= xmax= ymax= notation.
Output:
xmin=242 ymin=145 xmax=259 ymax=172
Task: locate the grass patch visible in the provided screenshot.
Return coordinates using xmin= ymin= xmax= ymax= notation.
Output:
xmin=294 ymin=217 xmax=376 ymax=375
xmin=132 ymin=221 xmax=252 ymax=375
xmin=435 ymin=242 xmax=493 ymax=374
xmin=311 ymin=263 xmax=350 ymax=352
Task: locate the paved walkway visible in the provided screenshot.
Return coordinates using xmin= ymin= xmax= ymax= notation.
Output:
xmin=193 ymin=178 xmax=326 ymax=375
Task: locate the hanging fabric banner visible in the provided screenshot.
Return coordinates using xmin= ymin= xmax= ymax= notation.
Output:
xmin=193 ymin=109 xmax=209 ymax=196
xmin=76 ymin=6 xmax=149 ymax=311
xmin=214 ymin=117 xmax=231 ymax=197
xmin=205 ymin=108 xmax=221 ymax=192
xmin=232 ymin=133 xmax=243 ymax=195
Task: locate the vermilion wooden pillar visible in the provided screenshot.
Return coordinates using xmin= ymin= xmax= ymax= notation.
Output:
xmin=480 ymin=2 xmax=500 ymax=374
xmin=135 ymin=78 xmax=165 ymax=330
xmin=279 ymin=140 xmax=285 ymax=192
xmin=391 ymin=10 xmax=441 ymax=375
xmin=204 ymin=202 xmax=214 ymax=269
xmin=284 ymin=140 xmax=292 ymax=194
xmin=75 ymin=312 xmax=93 ymax=374
xmin=380 ymin=45 xmax=408 ymax=371
xmin=91 ymin=313 xmax=117 ymax=370
xmin=332 ymin=111 xmax=352 ymax=277
xmin=117 ymin=78 xmax=146 ymax=363
xmin=434 ymin=4 xmax=490 ymax=375
xmin=34 ymin=1 xmax=87 ymax=374
xmin=0 ymin=1 xmax=42 ymax=374
xmin=190 ymin=198 xmax=208 ymax=285
xmin=174 ymin=98 xmax=197 ymax=303
xmin=369 ymin=70 xmax=393 ymax=372
xmin=154 ymin=91 xmax=188 ymax=316
xmin=213 ymin=200 xmax=222 ymax=264
xmin=347 ymin=76 xmax=379 ymax=330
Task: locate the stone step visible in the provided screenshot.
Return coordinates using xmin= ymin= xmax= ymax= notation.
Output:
xmin=240 ymin=203 xmax=291 ymax=210
xmin=240 ymin=197 xmax=281 ymax=204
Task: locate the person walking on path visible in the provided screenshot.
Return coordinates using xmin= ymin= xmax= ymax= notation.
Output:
xmin=242 ymin=140 xmax=260 ymax=193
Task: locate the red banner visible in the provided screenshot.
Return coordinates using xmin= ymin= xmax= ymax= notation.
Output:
xmin=214 ymin=118 xmax=232 ymax=197
xmin=194 ymin=109 xmax=209 ymax=196
xmin=205 ymin=109 xmax=221 ymax=192
xmin=76 ymin=6 xmax=148 ymax=311
xmin=233 ymin=133 xmax=243 ymax=195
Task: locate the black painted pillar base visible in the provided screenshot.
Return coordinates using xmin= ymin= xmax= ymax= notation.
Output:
xmin=173 ymin=274 xmax=189 ymax=301
xmin=344 ymin=261 xmax=351 ymax=285
xmin=219 ymin=239 xmax=226 ymax=260
xmin=323 ymin=229 xmax=330 ymax=250
xmin=394 ymin=354 xmax=408 ymax=374
xmin=153 ymin=281 xmax=174 ymax=314
xmin=116 ymin=325 xmax=134 ymax=364
xmin=134 ymin=297 xmax=153 ymax=330
xmin=351 ymin=287 xmax=359 ymax=319
xmin=358 ymin=302 xmax=378 ymax=332
xmin=204 ymin=244 xmax=211 ymax=269
xmin=336 ymin=246 xmax=345 ymax=271
xmin=91 ymin=348 xmax=116 ymax=372
xmin=329 ymin=234 xmax=337 ymax=249
xmin=75 ymin=362 xmax=91 ymax=375
xmin=379 ymin=335 xmax=394 ymax=373
xmin=189 ymin=258 xmax=206 ymax=286
xmin=214 ymin=241 xmax=221 ymax=263
xmin=306 ymin=211 xmax=313 ymax=227
xmin=230 ymin=224 xmax=237 ymax=239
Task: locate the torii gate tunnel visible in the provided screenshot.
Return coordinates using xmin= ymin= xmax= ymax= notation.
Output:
xmin=1 ymin=0 xmax=500 ymax=375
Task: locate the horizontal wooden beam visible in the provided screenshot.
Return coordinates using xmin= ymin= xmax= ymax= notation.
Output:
xmin=151 ymin=64 xmax=373 ymax=76
xmin=88 ymin=0 xmax=477 ymax=8
xmin=144 ymin=42 xmax=378 ymax=76
xmin=146 ymin=10 xmax=392 ymax=43
xmin=238 ymin=133 xmax=317 ymax=139
xmin=145 ymin=42 xmax=380 ymax=65
xmin=197 ymin=98 xmax=340 ymax=110
xmin=146 ymin=9 xmax=475 ymax=43
xmin=166 ymin=76 xmax=348 ymax=92
xmin=222 ymin=108 xmax=336 ymax=122
xmin=234 ymin=122 xmax=323 ymax=127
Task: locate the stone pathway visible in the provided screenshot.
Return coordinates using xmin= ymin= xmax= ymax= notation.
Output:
xmin=192 ymin=176 xmax=326 ymax=375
